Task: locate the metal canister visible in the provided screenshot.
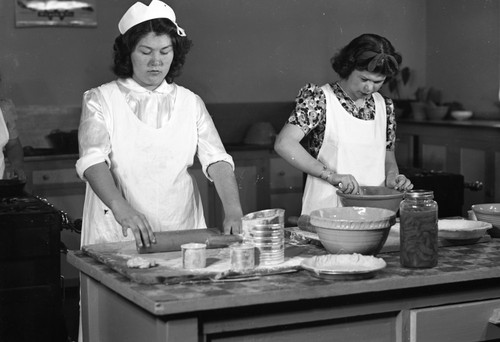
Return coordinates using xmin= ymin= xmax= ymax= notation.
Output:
xmin=229 ymin=242 xmax=255 ymax=272
xmin=399 ymin=190 xmax=439 ymax=268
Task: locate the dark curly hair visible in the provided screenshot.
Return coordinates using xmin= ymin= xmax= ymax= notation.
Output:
xmin=112 ymin=18 xmax=193 ymax=84
xmin=331 ymin=33 xmax=402 ymax=80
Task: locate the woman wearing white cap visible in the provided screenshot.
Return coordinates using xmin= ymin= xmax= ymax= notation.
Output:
xmin=76 ymin=0 xmax=243 ymax=250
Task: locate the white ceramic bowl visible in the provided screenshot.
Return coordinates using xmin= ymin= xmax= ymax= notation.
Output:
xmin=451 ymin=110 xmax=473 ymax=121
xmin=471 ymin=203 xmax=500 ymax=237
xmin=309 ymin=207 xmax=396 ymax=255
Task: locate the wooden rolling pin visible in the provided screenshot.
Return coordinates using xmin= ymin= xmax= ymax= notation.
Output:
xmin=138 ymin=228 xmax=243 ymax=254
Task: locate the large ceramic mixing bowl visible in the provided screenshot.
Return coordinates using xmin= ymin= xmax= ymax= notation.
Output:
xmin=310 ymin=207 xmax=396 ymax=255
xmin=471 ymin=203 xmax=500 ymax=237
xmin=336 ymin=186 xmax=403 ymax=213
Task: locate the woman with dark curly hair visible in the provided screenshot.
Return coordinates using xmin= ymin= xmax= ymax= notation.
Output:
xmin=76 ymin=0 xmax=243 ymax=250
xmin=275 ymin=33 xmax=413 ymax=215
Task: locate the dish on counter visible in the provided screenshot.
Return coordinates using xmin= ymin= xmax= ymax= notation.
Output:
xmin=300 ymin=253 xmax=386 ymax=280
xmin=450 ymin=110 xmax=473 ymax=121
xmin=309 ymin=207 xmax=395 ymax=255
xmin=471 ymin=203 xmax=500 ymax=237
xmin=438 ymin=219 xmax=491 ymax=244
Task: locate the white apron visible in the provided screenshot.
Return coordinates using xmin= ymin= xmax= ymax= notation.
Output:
xmin=81 ymin=83 xmax=206 ymax=246
xmin=0 ymin=109 xmax=9 ymax=179
xmin=301 ymin=84 xmax=387 ymax=215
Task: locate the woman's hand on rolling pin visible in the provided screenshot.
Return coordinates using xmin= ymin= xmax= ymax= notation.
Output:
xmin=111 ymin=200 xmax=156 ymax=249
xmin=387 ymin=174 xmax=414 ymax=191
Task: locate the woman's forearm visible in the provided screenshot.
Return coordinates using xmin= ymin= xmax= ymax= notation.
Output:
xmin=274 ymin=124 xmax=325 ymax=178
xmin=207 ymin=161 xmax=243 ymax=234
xmin=5 ymin=138 xmax=25 ymax=179
xmin=83 ymin=162 xmax=128 ymax=211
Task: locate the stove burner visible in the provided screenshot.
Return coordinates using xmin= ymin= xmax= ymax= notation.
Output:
xmin=0 ymin=195 xmax=52 ymax=214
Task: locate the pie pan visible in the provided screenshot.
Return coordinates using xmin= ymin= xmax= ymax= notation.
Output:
xmin=300 ymin=253 xmax=386 ymax=281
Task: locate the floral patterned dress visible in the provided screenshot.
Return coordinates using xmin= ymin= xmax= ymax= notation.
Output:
xmin=286 ymin=82 xmax=396 ymax=157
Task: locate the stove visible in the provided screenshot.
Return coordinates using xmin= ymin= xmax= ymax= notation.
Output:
xmin=0 ymin=195 xmax=56 ymax=214
xmin=0 ymin=194 xmax=63 ymax=340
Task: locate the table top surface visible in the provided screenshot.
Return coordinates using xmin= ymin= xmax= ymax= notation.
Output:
xmin=68 ymin=237 xmax=500 ymax=316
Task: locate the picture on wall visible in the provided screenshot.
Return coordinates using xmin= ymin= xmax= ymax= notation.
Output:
xmin=15 ymin=0 xmax=97 ymax=27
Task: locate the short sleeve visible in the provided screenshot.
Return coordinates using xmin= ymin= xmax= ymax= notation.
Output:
xmin=194 ymin=95 xmax=234 ymax=180
xmin=75 ymin=88 xmax=112 ymax=180
xmin=287 ymin=83 xmax=327 ymax=136
xmin=384 ymin=96 xmax=396 ymax=151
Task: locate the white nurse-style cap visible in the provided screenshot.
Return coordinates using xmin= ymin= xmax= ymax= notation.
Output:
xmin=118 ymin=0 xmax=186 ymax=36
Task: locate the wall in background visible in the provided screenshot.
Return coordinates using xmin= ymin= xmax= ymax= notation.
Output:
xmin=0 ymin=0 xmax=426 ymax=107
xmin=426 ymin=0 xmax=500 ymax=117
xmin=1 ymin=0 xmax=499 ymax=146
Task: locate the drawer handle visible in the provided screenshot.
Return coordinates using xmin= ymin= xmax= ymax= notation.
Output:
xmin=278 ymin=171 xmax=285 ymax=176
xmin=42 ymin=175 xmax=50 ymax=181
xmin=489 ymin=308 xmax=500 ymax=325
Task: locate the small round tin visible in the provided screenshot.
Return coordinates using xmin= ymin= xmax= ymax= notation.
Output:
xmin=181 ymin=243 xmax=207 ymax=269
xmin=229 ymin=242 xmax=255 ymax=272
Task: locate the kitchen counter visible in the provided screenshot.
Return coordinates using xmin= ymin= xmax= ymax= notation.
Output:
xmin=398 ymin=118 xmax=500 ymax=129
xmin=68 ymin=239 xmax=500 ymax=341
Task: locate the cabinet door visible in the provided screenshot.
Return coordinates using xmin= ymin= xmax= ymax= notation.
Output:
xmin=410 ymin=299 xmax=500 ymax=341
xmin=418 ymin=136 xmax=491 ymax=214
xmin=460 ymin=147 xmax=487 ymax=212
xmin=269 ymin=157 xmax=304 ymax=224
xmin=212 ymin=158 xmax=270 ymax=228
xmin=395 ymin=133 xmax=415 ymax=168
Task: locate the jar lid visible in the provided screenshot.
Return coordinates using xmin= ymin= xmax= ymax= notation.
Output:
xmin=404 ymin=189 xmax=434 ymax=199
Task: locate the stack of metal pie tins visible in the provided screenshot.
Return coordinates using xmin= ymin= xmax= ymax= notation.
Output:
xmin=250 ymin=223 xmax=284 ymax=266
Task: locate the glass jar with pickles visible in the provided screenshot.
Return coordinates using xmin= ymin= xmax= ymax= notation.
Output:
xmin=399 ymin=190 xmax=438 ymax=268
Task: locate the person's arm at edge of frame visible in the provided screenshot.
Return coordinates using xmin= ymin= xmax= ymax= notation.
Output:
xmin=207 ymin=161 xmax=243 ymax=235
xmin=4 ymin=137 xmax=25 ymax=180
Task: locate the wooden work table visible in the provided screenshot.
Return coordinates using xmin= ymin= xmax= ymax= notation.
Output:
xmin=68 ymin=237 xmax=500 ymax=342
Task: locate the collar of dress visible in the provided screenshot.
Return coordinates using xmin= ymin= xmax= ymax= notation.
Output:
xmin=118 ymin=78 xmax=175 ymax=95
